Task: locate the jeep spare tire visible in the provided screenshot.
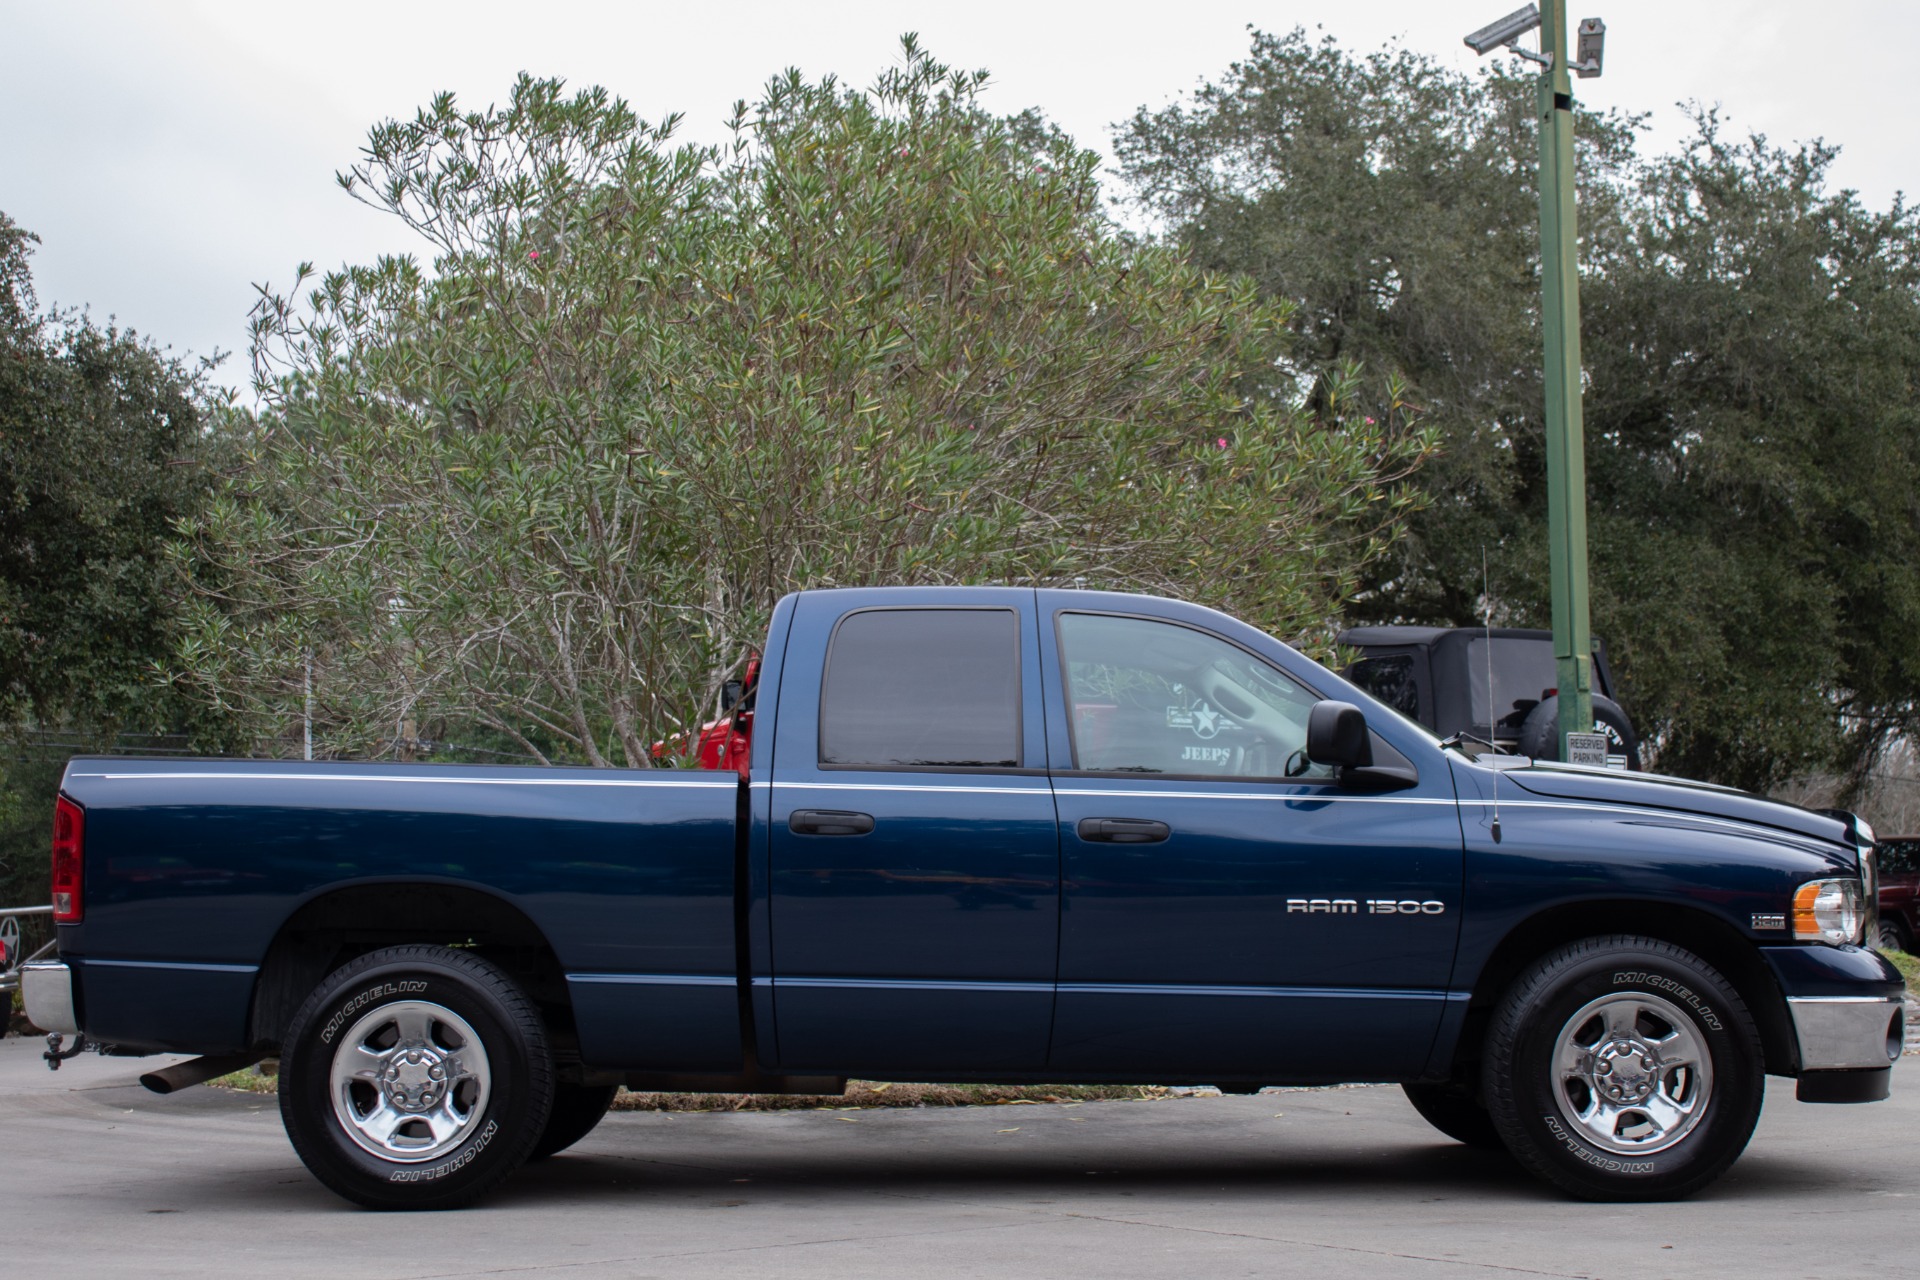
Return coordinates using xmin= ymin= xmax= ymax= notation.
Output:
xmin=1517 ymin=693 xmax=1638 ymax=769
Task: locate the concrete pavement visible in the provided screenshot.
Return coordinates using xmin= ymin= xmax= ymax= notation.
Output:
xmin=2 ymin=1033 xmax=1914 ymax=1278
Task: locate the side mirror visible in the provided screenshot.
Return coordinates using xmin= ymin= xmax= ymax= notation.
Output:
xmin=1307 ymin=701 xmax=1373 ymax=769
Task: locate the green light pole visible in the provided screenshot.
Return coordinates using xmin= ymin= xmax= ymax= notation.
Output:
xmin=1464 ymin=3 xmax=1606 ymax=763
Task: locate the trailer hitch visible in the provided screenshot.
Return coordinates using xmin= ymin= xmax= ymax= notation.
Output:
xmin=43 ymin=1032 xmax=93 ymax=1070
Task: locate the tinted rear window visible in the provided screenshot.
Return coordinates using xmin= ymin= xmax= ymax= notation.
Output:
xmin=820 ymin=609 xmax=1021 ymax=768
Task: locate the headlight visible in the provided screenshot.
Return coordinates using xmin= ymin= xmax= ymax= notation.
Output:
xmin=1793 ymin=878 xmax=1865 ymax=945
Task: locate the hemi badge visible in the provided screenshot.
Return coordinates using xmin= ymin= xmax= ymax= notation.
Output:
xmin=1751 ymin=913 xmax=1786 ymax=931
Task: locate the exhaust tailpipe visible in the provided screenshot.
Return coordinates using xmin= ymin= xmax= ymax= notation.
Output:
xmin=140 ymin=1053 xmax=262 ymax=1095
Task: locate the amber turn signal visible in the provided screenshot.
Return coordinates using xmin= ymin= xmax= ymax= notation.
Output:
xmin=1791 ymin=877 xmax=1862 ymax=946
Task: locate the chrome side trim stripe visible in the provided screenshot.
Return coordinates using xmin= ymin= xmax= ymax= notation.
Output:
xmin=86 ymin=958 xmax=259 ymax=975
xmin=775 ymin=781 xmax=1050 ymax=796
xmin=771 ymin=976 xmax=1045 ymax=994
xmin=70 ymin=772 xmax=735 ymax=789
xmin=567 ymin=973 xmax=737 ymax=987
xmin=763 ymin=781 xmax=1441 ymax=801
xmin=1052 ymin=788 xmax=1453 ymax=804
xmin=1059 ymin=982 xmax=1467 ymax=1002
xmin=753 ymin=975 xmax=1466 ymax=1001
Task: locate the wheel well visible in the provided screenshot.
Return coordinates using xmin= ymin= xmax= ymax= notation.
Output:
xmin=248 ymin=883 xmax=571 ymax=1054
xmin=1446 ymin=901 xmax=1797 ymax=1082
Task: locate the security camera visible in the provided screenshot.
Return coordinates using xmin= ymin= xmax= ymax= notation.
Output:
xmin=1573 ymin=18 xmax=1606 ymax=77
xmin=1463 ymin=4 xmax=1543 ymax=55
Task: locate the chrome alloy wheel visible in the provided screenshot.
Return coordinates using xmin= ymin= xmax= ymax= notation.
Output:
xmin=1552 ymin=991 xmax=1713 ymax=1156
xmin=328 ymin=999 xmax=492 ymax=1162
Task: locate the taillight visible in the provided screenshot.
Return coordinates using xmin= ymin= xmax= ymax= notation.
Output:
xmin=51 ymin=794 xmax=84 ymax=923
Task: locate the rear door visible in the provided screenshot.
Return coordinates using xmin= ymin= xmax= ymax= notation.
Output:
xmin=765 ymin=589 xmax=1059 ymax=1074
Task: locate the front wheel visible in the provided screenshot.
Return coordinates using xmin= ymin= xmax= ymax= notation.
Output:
xmin=1878 ymin=917 xmax=1909 ymax=955
xmin=1483 ymin=935 xmax=1763 ymax=1201
xmin=280 ymin=944 xmax=554 ymax=1210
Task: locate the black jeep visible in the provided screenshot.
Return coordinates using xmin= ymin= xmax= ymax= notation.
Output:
xmin=1339 ymin=626 xmax=1638 ymax=769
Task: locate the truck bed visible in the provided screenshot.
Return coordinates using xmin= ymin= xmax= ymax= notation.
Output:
xmin=57 ymin=758 xmax=742 ymax=1063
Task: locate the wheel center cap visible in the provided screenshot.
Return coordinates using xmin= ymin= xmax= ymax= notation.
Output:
xmin=1592 ymin=1038 xmax=1657 ymax=1104
xmin=381 ymin=1044 xmax=451 ymax=1112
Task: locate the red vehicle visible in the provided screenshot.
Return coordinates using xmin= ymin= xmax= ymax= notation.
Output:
xmin=652 ymin=658 xmax=759 ymax=778
xmin=1876 ymin=835 xmax=1920 ymax=952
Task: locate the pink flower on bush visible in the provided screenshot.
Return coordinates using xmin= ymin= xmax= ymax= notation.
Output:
xmin=528 ymin=250 xmax=540 ymax=261
xmin=1215 ymin=437 xmax=1229 ymax=448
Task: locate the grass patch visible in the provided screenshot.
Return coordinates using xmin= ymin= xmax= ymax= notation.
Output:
xmin=210 ymin=1068 xmax=280 ymax=1094
xmin=1880 ymin=945 xmax=1920 ymax=993
xmin=612 ymin=1081 xmax=1168 ymax=1112
xmin=208 ymin=1066 xmax=1171 ymax=1111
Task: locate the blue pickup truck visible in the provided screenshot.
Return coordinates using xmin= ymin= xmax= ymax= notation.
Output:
xmin=23 ymin=587 xmax=1902 ymax=1209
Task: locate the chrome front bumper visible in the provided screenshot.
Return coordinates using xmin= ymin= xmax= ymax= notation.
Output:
xmin=1788 ymin=994 xmax=1903 ymax=1071
xmin=21 ymin=960 xmax=78 ymax=1036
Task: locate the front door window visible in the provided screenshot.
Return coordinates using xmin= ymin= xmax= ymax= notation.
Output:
xmin=1057 ymin=611 xmax=1330 ymax=780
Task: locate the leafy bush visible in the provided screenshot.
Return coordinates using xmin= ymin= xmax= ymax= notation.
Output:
xmin=180 ymin=43 xmax=1429 ymax=764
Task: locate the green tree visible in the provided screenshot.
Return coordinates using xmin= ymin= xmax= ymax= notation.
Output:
xmin=1116 ymin=28 xmax=1642 ymax=625
xmin=0 ymin=213 xmax=234 ymax=906
xmin=1118 ymin=29 xmax=1920 ymax=791
xmin=1574 ymin=117 xmax=1920 ymax=789
xmin=178 ymin=43 xmax=1432 ymax=766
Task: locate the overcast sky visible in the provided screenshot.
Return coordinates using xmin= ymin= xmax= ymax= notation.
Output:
xmin=4 ymin=1 xmax=1913 ymax=394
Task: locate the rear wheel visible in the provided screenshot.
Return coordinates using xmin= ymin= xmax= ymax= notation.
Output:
xmin=528 ymin=1083 xmax=619 ymax=1160
xmin=280 ymin=944 xmax=553 ymax=1210
xmin=1401 ymin=1082 xmax=1505 ymax=1151
xmin=1483 ymin=935 xmax=1763 ymax=1201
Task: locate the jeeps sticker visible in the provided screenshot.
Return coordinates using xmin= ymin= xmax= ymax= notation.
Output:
xmin=1181 ymin=746 xmax=1233 ymax=765
xmin=1166 ymin=701 xmax=1227 ymax=739
xmin=320 ymin=980 xmax=430 ymax=1044
xmin=1611 ymin=971 xmax=1721 ymax=1031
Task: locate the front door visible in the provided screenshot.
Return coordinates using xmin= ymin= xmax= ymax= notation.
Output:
xmin=1039 ymin=599 xmax=1464 ymax=1081
xmin=766 ymin=590 xmax=1059 ymax=1074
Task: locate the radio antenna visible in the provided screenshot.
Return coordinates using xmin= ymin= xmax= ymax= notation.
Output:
xmin=1484 ymin=548 xmax=1502 ymax=844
